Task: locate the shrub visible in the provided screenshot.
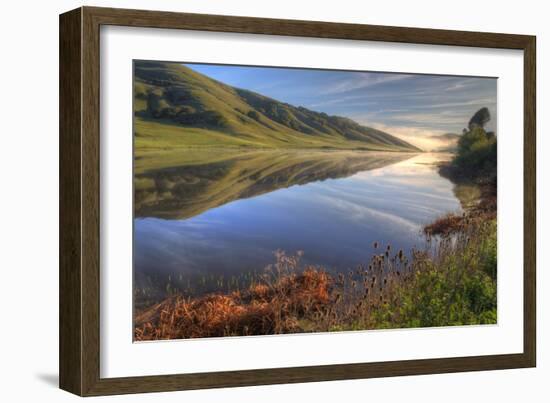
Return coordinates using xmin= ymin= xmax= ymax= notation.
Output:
xmin=146 ymin=89 xmax=172 ymax=118
xmin=247 ymin=110 xmax=261 ymax=121
xmin=176 ymin=110 xmax=230 ymax=128
xmin=452 ymin=108 xmax=497 ymax=182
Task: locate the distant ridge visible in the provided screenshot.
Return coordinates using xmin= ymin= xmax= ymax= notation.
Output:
xmin=133 ymin=61 xmax=421 ymax=152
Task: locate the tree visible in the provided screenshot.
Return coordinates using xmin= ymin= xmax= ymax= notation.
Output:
xmin=454 ymin=114 xmax=496 ymax=181
xmin=457 ymin=126 xmax=488 ymax=155
xmin=146 ymin=89 xmax=171 ymax=118
xmin=247 ymin=110 xmax=260 ymax=121
xmin=468 ymin=107 xmax=491 ymax=131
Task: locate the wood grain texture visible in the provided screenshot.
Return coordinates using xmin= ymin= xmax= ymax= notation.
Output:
xmin=59 ymin=8 xmax=82 ymax=396
xmin=86 ymin=6 xmax=532 ymax=49
xmin=81 ymin=6 xmax=102 ymax=396
xmin=523 ymin=38 xmax=536 ymax=367
xmin=59 ymin=6 xmax=537 ymax=396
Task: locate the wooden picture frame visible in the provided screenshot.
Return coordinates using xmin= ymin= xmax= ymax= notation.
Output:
xmin=59 ymin=6 xmax=536 ymax=396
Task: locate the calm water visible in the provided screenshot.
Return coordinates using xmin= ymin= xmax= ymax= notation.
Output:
xmin=134 ymin=151 xmax=461 ymax=302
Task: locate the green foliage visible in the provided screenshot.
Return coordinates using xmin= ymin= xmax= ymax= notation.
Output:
xmin=176 ymin=110 xmax=230 ymax=128
xmin=478 ymin=220 xmax=497 ymax=280
xmin=246 ymin=110 xmax=260 ymax=121
xmin=374 ymin=220 xmax=497 ymax=328
xmin=452 ymin=109 xmax=497 ymax=181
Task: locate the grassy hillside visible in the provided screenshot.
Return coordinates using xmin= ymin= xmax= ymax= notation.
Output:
xmin=133 ymin=61 xmax=421 ymax=153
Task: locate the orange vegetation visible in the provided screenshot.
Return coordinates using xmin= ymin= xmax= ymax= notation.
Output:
xmin=135 ymin=266 xmax=332 ymax=340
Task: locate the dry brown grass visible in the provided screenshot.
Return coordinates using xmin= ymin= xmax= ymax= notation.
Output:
xmin=423 ymin=213 xmax=465 ymax=235
xmin=134 ymin=254 xmax=332 ymax=340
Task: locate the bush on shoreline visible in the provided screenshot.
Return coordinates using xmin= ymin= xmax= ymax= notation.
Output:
xmin=443 ymin=107 xmax=497 ymax=185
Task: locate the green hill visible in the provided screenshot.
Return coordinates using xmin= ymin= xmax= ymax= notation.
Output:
xmin=133 ymin=61 xmax=421 ymax=154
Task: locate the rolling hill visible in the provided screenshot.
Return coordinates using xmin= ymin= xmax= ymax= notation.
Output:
xmin=133 ymin=61 xmax=421 ymax=153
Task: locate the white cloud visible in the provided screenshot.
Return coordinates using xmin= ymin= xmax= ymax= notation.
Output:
xmin=317 ymin=194 xmax=419 ymax=232
xmin=321 ymin=73 xmax=413 ymax=95
xmin=405 ymin=97 xmax=497 ymax=110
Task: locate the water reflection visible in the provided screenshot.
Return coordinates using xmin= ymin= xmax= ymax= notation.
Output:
xmin=134 ymin=151 xmax=460 ymax=302
xmin=134 ymin=150 xmax=415 ymax=219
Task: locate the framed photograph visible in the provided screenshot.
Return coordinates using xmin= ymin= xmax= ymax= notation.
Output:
xmin=59 ymin=6 xmax=536 ymax=396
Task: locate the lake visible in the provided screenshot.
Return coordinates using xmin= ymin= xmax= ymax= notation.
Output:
xmin=134 ymin=150 xmax=461 ymax=305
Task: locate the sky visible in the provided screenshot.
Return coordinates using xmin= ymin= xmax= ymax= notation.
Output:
xmin=185 ymin=63 xmax=497 ymax=151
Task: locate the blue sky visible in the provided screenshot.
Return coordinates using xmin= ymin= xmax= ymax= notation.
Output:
xmin=185 ymin=63 xmax=497 ymax=150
